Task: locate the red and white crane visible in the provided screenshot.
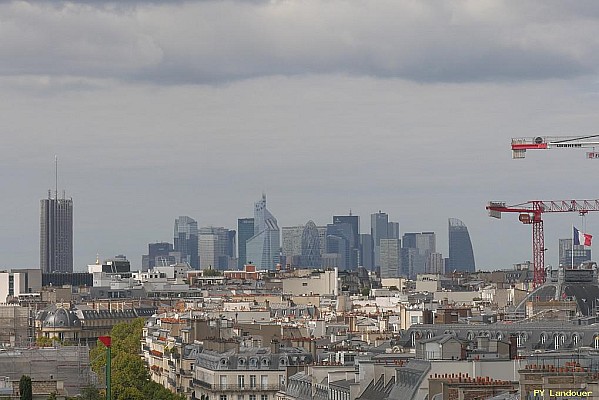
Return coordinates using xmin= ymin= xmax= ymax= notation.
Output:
xmin=486 ymin=200 xmax=599 ymax=288
xmin=511 ymin=135 xmax=599 ymax=159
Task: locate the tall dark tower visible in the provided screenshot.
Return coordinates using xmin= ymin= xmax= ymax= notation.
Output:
xmin=237 ymin=218 xmax=255 ymax=269
xmin=40 ymin=158 xmax=73 ymax=273
xmin=448 ymin=218 xmax=476 ymax=272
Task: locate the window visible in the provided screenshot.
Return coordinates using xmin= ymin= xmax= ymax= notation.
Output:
xmin=220 ymin=396 xmax=227 ymax=400
xmin=261 ymin=375 xmax=268 ymax=386
xmin=250 ymin=375 xmax=256 ymax=388
xmin=261 ymin=395 xmax=268 ymax=400
xmin=238 ymin=375 xmax=245 ymax=388
xmin=238 ymin=396 xmax=244 ymax=400
xmin=249 ymin=395 xmax=256 ymax=400
xmin=220 ymin=376 xmax=227 ymax=386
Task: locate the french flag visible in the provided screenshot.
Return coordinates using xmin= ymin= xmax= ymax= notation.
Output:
xmin=574 ymin=226 xmax=593 ymax=246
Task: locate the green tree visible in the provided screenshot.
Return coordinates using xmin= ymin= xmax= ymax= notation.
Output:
xmin=202 ymin=268 xmax=222 ymax=276
xmin=79 ymin=385 xmax=102 ymax=400
xmin=47 ymin=393 xmax=57 ymax=400
xmin=19 ymin=375 xmax=32 ymax=400
xmin=90 ymin=318 xmax=185 ymax=400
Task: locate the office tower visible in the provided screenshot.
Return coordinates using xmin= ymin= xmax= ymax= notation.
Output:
xmin=301 ymin=221 xmax=322 ymax=267
xmin=325 ymin=222 xmax=356 ymax=270
xmin=559 ymin=238 xmax=591 ymax=267
xmin=401 ymin=232 xmax=436 ymax=279
xmin=174 ymin=216 xmax=199 ymax=269
xmin=380 ymin=238 xmax=401 ymax=278
xmin=371 ymin=211 xmax=400 ymax=269
xmin=142 ymin=242 xmax=176 ymax=270
xmin=333 ymin=215 xmax=360 ymax=269
xmin=448 ymin=218 xmax=476 ymax=272
xmin=388 ymin=222 xmax=400 ymax=240
xmin=282 ymin=225 xmax=304 ymax=260
xmin=40 ymin=190 xmax=73 ymax=273
xmin=199 ymin=227 xmax=236 ymax=270
xmin=246 ymin=194 xmax=280 ymax=270
xmin=360 ymin=233 xmax=374 ymax=270
xmin=237 ymin=218 xmax=254 ymax=269
xmin=226 ymin=230 xmax=237 ymax=260
xmin=428 ymin=252 xmax=444 ymax=274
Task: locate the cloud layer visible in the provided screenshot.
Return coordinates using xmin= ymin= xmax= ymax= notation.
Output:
xmin=3 ymin=1 xmax=599 ymax=84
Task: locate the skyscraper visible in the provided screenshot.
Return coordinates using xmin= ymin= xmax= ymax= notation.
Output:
xmin=333 ymin=214 xmax=359 ymax=269
xmin=325 ymin=222 xmax=356 ymax=270
xmin=174 ymin=216 xmax=199 ymax=269
xmin=237 ymin=218 xmax=254 ymax=269
xmin=359 ymin=233 xmax=374 ymax=270
xmin=199 ymin=226 xmax=236 ymax=270
xmin=380 ymin=238 xmax=401 ymax=278
xmin=558 ymin=238 xmax=591 ymax=267
xmin=40 ymin=190 xmax=73 ymax=273
xmin=371 ymin=211 xmax=400 ymax=269
xmin=401 ymin=232 xmax=436 ymax=279
xmin=448 ymin=218 xmax=476 ymax=273
xmin=142 ymin=242 xmax=177 ymax=270
xmin=246 ymin=194 xmax=280 ymax=270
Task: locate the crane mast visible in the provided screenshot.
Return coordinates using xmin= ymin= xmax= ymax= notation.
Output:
xmin=486 ymin=200 xmax=599 ymax=289
xmin=511 ymin=135 xmax=599 ymax=159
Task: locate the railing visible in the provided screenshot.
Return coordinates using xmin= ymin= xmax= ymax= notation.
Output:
xmin=192 ymin=381 xmax=283 ymax=392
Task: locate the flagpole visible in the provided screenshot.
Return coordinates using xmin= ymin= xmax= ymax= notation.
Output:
xmin=572 ymin=224 xmax=576 ymax=269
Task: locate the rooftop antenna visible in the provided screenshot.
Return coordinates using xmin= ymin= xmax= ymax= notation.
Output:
xmin=54 ymin=155 xmax=58 ymax=200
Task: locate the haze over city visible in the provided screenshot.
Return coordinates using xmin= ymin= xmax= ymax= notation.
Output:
xmin=2 ymin=1 xmax=599 ymax=270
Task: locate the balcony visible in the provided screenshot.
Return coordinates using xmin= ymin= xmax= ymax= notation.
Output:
xmin=192 ymin=382 xmax=283 ymax=392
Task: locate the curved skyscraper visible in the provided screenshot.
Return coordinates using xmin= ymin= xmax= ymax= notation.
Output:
xmin=448 ymin=218 xmax=475 ymax=272
xmin=301 ymin=220 xmax=321 ymax=267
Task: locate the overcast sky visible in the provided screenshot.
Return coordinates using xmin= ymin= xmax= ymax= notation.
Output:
xmin=3 ymin=0 xmax=599 ymax=271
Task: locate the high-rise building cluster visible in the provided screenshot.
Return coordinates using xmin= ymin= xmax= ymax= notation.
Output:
xmin=39 ymin=188 xmax=476 ymax=276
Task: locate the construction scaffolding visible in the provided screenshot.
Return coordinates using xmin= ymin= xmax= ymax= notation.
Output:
xmin=0 ymin=345 xmax=98 ymax=397
xmin=0 ymin=305 xmax=31 ymax=346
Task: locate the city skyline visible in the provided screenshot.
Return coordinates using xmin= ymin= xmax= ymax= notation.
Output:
xmin=2 ymin=2 xmax=599 ymax=270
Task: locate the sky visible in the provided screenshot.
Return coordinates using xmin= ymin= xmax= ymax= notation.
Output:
xmin=2 ymin=0 xmax=599 ymax=271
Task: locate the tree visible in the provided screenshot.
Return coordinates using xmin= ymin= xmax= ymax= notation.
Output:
xmin=47 ymin=393 xmax=57 ymax=400
xmin=79 ymin=385 xmax=102 ymax=400
xmin=202 ymin=268 xmax=222 ymax=277
xmin=19 ymin=375 xmax=32 ymax=400
xmin=90 ymin=318 xmax=185 ymax=400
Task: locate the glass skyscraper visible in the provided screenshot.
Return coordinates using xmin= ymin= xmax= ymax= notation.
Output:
xmin=448 ymin=218 xmax=476 ymax=273
xmin=174 ymin=216 xmax=199 ymax=269
xmin=238 ymin=218 xmax=255 ymax=269
xmin=246 ymin=194 xmax=280 ymax=270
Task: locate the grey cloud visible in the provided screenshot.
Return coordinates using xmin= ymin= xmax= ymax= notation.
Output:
xmin=2 ymin=1 xmax=599 ymax=84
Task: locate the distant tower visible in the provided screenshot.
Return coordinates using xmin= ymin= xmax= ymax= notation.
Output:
xmin=174 ymin=216 xmax=199 ymax=269
xmin=246 ymin=194 xmax=280 ymax=270
xmin=40 ymin=157 xmax=73 ymax=273
xmin=371 ymin=211 xmax=400 ymax=269
xmin=237 ymin=218 xmax=255 ymax=269
xmin=448 ymin=218 xmax=476 ymax=272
